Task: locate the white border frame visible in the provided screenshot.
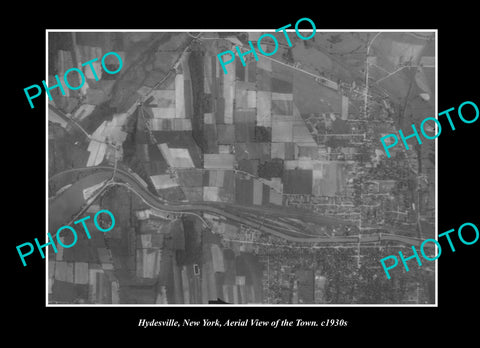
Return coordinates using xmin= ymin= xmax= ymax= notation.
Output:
xmin=45 ymin=28 xmax=438 ymax=308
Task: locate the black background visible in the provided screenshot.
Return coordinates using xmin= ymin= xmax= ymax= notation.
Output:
xmin=9 ymin=4 xmax=479 ymax=341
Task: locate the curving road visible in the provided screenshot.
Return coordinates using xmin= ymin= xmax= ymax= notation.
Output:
xmin=49 ymin=165 xmax=425 ymax=246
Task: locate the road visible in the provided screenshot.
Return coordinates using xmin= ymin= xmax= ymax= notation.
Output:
xmin=192 ymin=33 xmax=340 ymax=90
xmin=234 ymin=44 xmax=339 ymax=90
xmin=364 ymin=32 xmax=382 ymax=118
xmin=50 ymin=165 xmax=426 ymax=247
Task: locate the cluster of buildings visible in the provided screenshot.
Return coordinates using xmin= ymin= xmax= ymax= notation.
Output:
xmin=258 ymin=245 xmax=329 ymax=304
xmin=128 ymin=33 xmax=419 ymax=215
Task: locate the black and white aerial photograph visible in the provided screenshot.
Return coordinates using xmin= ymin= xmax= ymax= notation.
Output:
xmin=45 ymin=30 xmax=437 ymax=305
